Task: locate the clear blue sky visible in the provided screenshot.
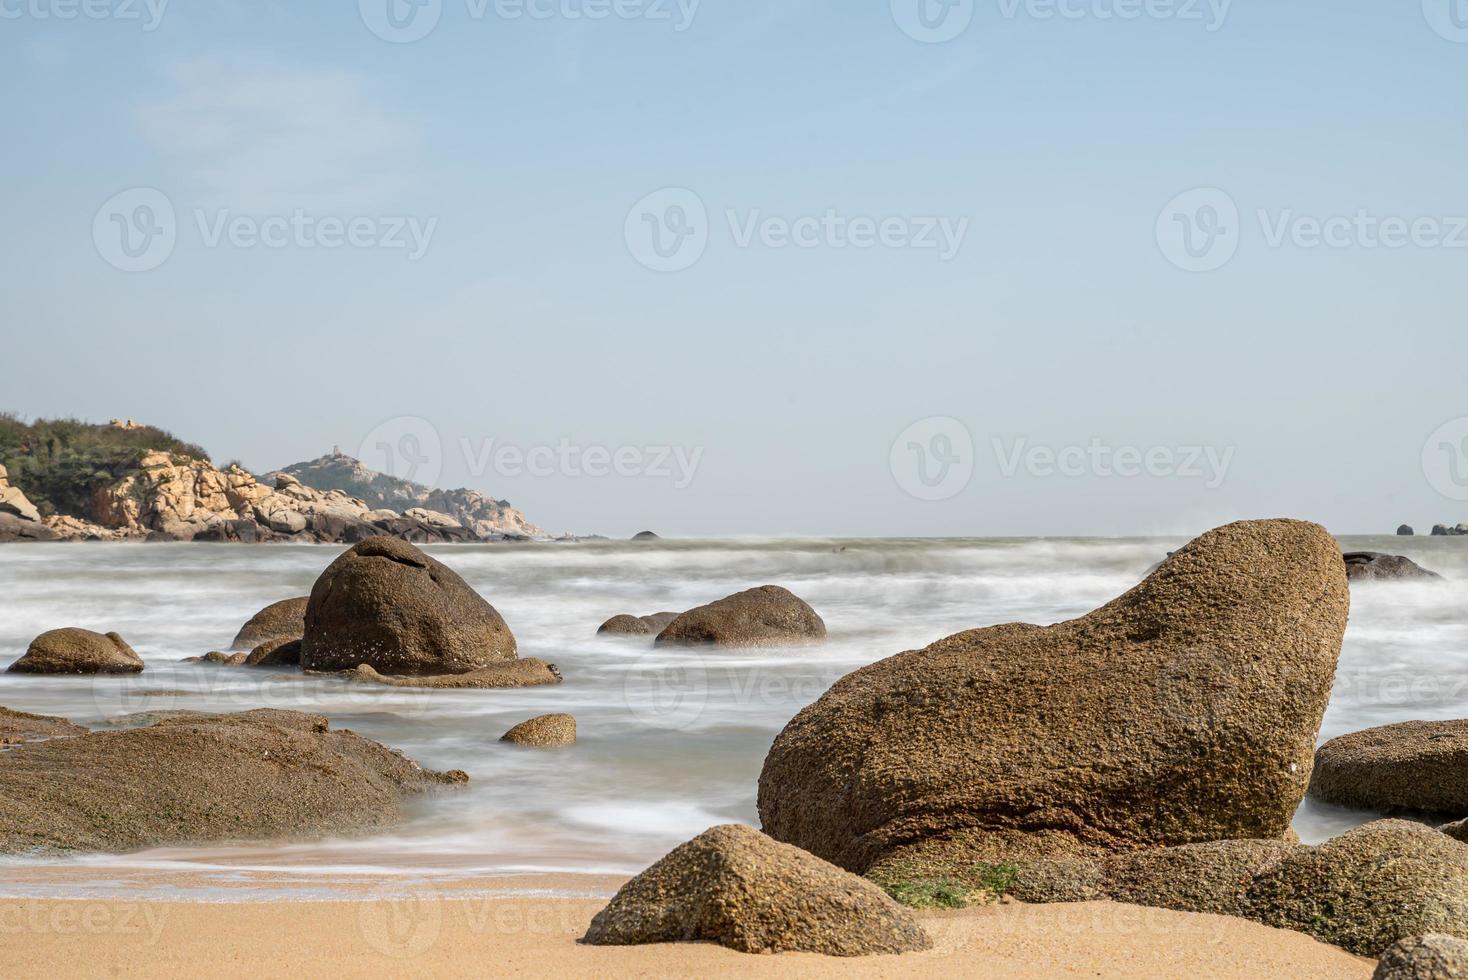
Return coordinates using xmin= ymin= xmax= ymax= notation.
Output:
xmin=3 ymin=1 xmax=1465 ymax=536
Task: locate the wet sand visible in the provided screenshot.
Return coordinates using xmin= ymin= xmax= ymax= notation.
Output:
xmin=0 ymin=888 xmax=1374 ymax=979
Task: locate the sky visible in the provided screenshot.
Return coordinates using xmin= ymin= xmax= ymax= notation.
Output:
xmin=2 ymin=0 xmax=1466 ymax=537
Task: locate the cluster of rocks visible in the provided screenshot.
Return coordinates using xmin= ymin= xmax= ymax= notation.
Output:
xmin=598 ymin=586 xmax=827 ymax=648
xmin=1344 ymin=552 xmax=1443 ymax=582
xmin=1432 ymin=524 xmax=1468 ymax=536
xmin=0 ymin=451 xmax=543 ymax=544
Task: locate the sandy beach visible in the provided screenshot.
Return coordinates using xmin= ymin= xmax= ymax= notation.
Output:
xmin=0 ymin=886 xmax=1374 ymax=979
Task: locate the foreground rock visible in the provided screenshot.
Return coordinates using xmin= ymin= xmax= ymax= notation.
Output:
xmin=501 ymin=714 xmax=576 ymax=747
xmin=0 ymin=709 xmax=465 ymax=853
xmin=582 ymin=824 xmax=930 ymax=956
xmin=759 ymin=519 xmax=1351 ymax=875
xmin=1310 ymin=720 xmax=1468 ymax=817
xmin=597 ymin=612 xmax=679 ymax=636
xmin=1374 ymin=934 xmax=1468 ymax=979
xmin=231 ymin=597 xmax=309 ymax=649
xmin=656 ymin=586 xmax=827 ymax=648
xmin=0 ymin=707 xmax=87 ymax=745
xmin=6 ymin=628 xmax=145 ymax=675
xmin=301 ymin=538 xmax=517 ymax=675
xmin=1343 ymin=552 xmax=1442 ymax=582
xmin=332 ymin=661 xmax=561 ymax=689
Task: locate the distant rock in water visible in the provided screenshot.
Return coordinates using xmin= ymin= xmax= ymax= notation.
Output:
xmin=0 ymin=710 xmax=465 ymax=854
xmin=271 ymin=451 xmax=543 ymax=540
xmin=597 ymin=612 xmax=680 ymax=636
xmin=501 ymin=714 xmax=576 ymax=747
xmin=1433 ymin=524 xmax=1468 ymax=537
xmin=231 ymin=597 xmax=309 ymax=650
xmin=1309 ymin=720 xmax=1468 ymax=817
xmin=301 ymin=537 xmax=517 ymax=675
xmin=1343 ymin=552 xmax=1442 ymax=582
xmin=582 ymin=824 xmax=930 ymax=956
xmin=7 ymin=628 xmax=144 ymax=675
xmin=656 ymin=586 xmax=827 ymax=648
xmin=1397 ymin=525 xmax=1415 ymax=536
xmin=631 ymin=531 xmax=660 ymax=541
xmin=758 ymin=519 xmax=1350 ymax=876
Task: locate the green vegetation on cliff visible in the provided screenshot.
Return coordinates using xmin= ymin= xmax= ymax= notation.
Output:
xmin=0 ymin=414 xmax=209 ymax=518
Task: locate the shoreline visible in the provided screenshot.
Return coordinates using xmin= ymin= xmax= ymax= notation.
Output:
xmin=0 ymin=890 xmax=1375 ymax=979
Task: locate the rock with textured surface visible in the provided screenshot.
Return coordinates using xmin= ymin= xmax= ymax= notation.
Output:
xmin=598 ymin=612 xmax=680 ymax=636
xmin=1105 ymin=840 xmax=1304 ymax=917
xmin=501 ymin=714 xmax=576 ymax=747
xmin=300 ymin=537 xmax=516 ymax=675
xmin=0 ymin=512 xmax=56 ymax=542
xmin=1310 ymin=721 xmax=1468 ymax=817
xmin=0 ymin=710 xmax=465 ymax=854
xmin=656 ymin=587 xmax=826 ymax=648
xmin=1343 ymin=552 xmax=1442 ymax=582
xmin=7 ymin=628 xmax=145 ymax=675
xmin=336 ymin=661 xmax=561 ymax=689
xmin=1445 ymin=820 xmax=1468 ymax=844
xmin=582 ymin=824 xmax=930 ymax=956
xmin=186 ymin=651 xmax=248 ymax=666
xmin=0 ymin=706 xmax=87 ymax=745
xmin=758 ymin=519 xmax=1351 ymax=875
xmin=231 ymin=597 xmax=309 ymax=650
xmin=245 ymin=638 xmax=301 ymax=668
xmin=1374 ymin=935 xmax=1468 ymax=979
xmin=1244 ymin=820 xmax=1468 ymax=956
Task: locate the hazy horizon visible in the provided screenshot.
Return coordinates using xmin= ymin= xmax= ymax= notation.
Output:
xmin=4 ymin=2 xmax=1467 ymax=537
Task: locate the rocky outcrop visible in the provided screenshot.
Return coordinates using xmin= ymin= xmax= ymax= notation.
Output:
xmin=301 ymin=538 xmax=517 ymax=675
xmin=231 ymin=597 xmax=309 ymax=650
xmin=272 ymin=452 xmax=543 ymax=540
xmin=758 ymin=519 xmax=1351 ymax=876
xmin=598 ymin=612 xmax=680 ymax=636
xmin=1397 ymin=525 xmax=1415 ymax=536
xmin=1433 ymin=524 xmax=1468 ymax=537
xmin=6 ymin=628 xmax=144 ymax=675
xmin=0 ymin=710 xmax=466 ymax=853
xmin=582 ymin=824 xmax=930 ymax=956
xmin=1309 ymin=720 xmax=1468 ymax=817
xmin=501 ymin=714 xmax=576 ymax=747
xmin=0 ymin=706 xmax=87 ymax=745
xmin=1374 ymin=934 xmax=1468 ymax=979
xmin=1343 ymin=552 xmax=1442 ymax=582
xmin=0 ymin=466 xmax=51 ymax=542
xmin=656 ymin=587 xmax=827 ymax=648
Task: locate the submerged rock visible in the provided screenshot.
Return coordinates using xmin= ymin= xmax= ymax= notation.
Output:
xmin=186 ymin=651 xmax=248 ymax=666
xmin=245 ymin=637 xmax=301 ymax=668
xmin=1374 ymin=934 xmax=1468 ymax=979
xmin=7 ymin=628 xmax=145 ymax=675
xmin=1343 ymin=552 xmax=1442 ymax=582
xmin=335 ymin=661 xmax=561 ymax=689
xmin=582 ymin=824 xmax=930 ymax=956
xmin=0 ymin=706 xmax=87 ymax=745
xmin=0 ymin=709 xmax=466 ymax=854
xmin=758 ymin=519 xmax=1351 ymax=875
xmin=656 ymin=586 xmax=826 ymax=648
xmin=501 ymin=714 xmax=576 ymax=747
xmin=231 ymin=597 xmax=309 ymax=650
xmin=301 ymin=537 xmax=517 ymax=675
xmin=597 ymin=612 xmax=680 ymax=636
xmin=1310 ymin=720 xmax=1468 ymax=817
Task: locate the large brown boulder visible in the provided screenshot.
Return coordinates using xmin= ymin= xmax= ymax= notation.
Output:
xmin=0 ymin=709 xmax=465 ymax=854
xmin=300 ymin=537 xmax=516 ymax=675
xmin=655 ymin=586 xmax=826 ymax=648
xmin=758 ymin=519 xmax=1350 ymax=874
xmin=582 ymin=824 xmax=929 ymax=956
xmin=1244 ymin=820 xmax=1468 ymax=956
xmin=6 ymin=628 xmax=145 ymax=675
xmin=1310 ymin=721 xmax=1468 ymax=817
xmin=1374 ymin=934 xmax=1468 ymax=979
xmin=230 ymin=597 xmax=309 ymax=650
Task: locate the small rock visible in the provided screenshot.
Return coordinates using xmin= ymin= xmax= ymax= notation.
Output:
xmin=1374 ymin=934 xmax=1468 ymax=979
xmin=186 ymin=651 xmax=249 ymax=666
xmin=7 ymin=629 xmax=145 ymax=675
xmin=582 ymin=824 xmax=930 ymax=956
xmin=231 ymin=597 xmax=309 ymax=650
xmin=1397 ymin=525 xmax=1415 ymax=536
xmin=501 ymin=714 xmax=576 ymax=747
xmin=245 ymin=638 xmax=301 ymax=668
xmin=597 ymin=612 xmax=680 ymax=636
xmin=631 ymin=531 xmax=660 ymax=541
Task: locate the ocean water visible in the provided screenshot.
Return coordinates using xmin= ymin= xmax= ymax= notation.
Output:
xmin=0 ymin=535 xmax=1463 ymax=899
